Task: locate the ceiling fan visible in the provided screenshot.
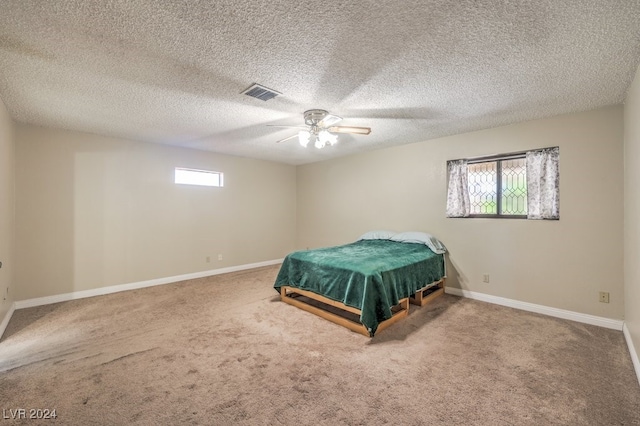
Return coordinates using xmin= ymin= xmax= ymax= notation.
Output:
xmin=269 ymin=109 xmax=371 ymax=149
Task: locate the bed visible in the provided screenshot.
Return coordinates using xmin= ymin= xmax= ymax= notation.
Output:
xmin=273 ymin=231 xmax=447 ymax=337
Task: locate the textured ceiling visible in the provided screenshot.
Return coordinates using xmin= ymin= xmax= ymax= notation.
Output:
xmin=0 ymin=1 xmax=639 ymax=165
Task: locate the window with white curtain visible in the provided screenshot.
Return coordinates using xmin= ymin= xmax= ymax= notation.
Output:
xmin=446 ymin=147 xmax=559 ymax=220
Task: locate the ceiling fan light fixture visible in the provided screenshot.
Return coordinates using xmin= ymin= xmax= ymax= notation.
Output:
xmin=270 ymin=109 xmax=370 ymax=149
xmin=298 ymin=130 xmax=310 ymax=147
xmin=317 ymin=130 xmax=338 ymax=147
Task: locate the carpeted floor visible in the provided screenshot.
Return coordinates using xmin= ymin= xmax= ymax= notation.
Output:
xmin=1 ymin=265 xmax=639 ymax=425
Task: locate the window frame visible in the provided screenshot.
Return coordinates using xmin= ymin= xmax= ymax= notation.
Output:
xmin=467 ymin=151 xmax=527 ymax=219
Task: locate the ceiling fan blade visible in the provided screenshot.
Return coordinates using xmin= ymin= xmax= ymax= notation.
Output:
xmin=276 ymin=134 xmax=298 ymax=144
xmin=267 ymin=125 xmax=307 ymax=129
xmin=319 ymin=114 xmax=342 ymax=127
xmin=328 ymin=126 xmax=372 ymax=135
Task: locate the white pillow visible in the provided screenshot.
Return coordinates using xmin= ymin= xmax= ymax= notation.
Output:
xmin=358 ymin=230 xmax=397 ymax=240
xmin=390 ymin=231 xmax=447 ymax=254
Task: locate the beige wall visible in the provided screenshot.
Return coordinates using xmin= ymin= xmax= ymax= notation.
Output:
xmin=624 ymin=65 xmax=640 ymax=361
xmin=0 ymin=97 xmax=14 ymax=321
xmin=15 ymin=125 xmax=296 ymax=300
xmin=298 ymin=106 xmax=624 ymax=319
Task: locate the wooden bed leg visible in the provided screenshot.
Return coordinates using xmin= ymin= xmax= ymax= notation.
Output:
xmin=411 ymin=289 xmax=424 ymax=306
xmin=375 ymin=298 xmax=409 ymax=334
xmin=410 ymin=279 xmax=446 ymax=307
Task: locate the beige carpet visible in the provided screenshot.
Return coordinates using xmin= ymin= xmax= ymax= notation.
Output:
xmin=1 ymin=265 xmax=639 ymax=425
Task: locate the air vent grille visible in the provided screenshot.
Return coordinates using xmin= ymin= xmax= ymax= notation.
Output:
xmin=241 ymin=83 xmax=281 ymax=101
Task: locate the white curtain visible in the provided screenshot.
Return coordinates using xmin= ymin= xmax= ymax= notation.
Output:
xmin=446 ymin=159 xmax=470 ymax=217
xmin=526 ymin=147 xmax=560 ymax=220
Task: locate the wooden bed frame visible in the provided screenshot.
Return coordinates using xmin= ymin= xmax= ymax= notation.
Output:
xmin=409 ymin=278 xmax=446 ymax=306
xmin=279 ymin=278 xmax=446 ymax=337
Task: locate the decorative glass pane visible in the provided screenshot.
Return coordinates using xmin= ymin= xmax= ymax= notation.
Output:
xmin=501 ymin=158 xmax=527 ymax=215
xmin=468 ymin=162 xmax=497 ymax=215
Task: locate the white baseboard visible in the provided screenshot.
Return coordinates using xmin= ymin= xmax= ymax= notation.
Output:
xmin=445 ymin=287 xmax=624 ymax=331
xmin=14 ymin=259 xmax=283 ymax=310
xmin=0 ymin=302 xmax=16 ymax=340
xmin=623 ymin=323 xmax=640 ymax=387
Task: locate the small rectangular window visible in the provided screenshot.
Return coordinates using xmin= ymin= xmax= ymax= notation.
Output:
xmin=174 ymin=168 xmax=223 ymax=187
xmin=468 ymin=155 xmax=527 ymax=218
xmin=447 ymin=147 xmax=558 ymax=220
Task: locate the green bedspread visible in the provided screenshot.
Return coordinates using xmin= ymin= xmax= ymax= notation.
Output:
xmin=273 ymin=239 xmax=445 ymax=336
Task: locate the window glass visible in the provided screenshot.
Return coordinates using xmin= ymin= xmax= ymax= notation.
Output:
xmin=468 ymin=161 xmax=497 ymax=215
xmin=174 ymin=168 xmax=223 ymax=187
xmin=468 ymin=157 xmax=527 ymax=217
xmin=501 ymin=158 xmax=527 ymax=215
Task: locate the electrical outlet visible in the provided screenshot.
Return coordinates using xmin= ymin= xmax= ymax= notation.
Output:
xmin=482 ymin=274 xmax=490 ymax=283
xmin=218 ymin=254 xmax=223 ymax=261
xmin=205 ymin=256 xmax=210 ymax=263
xmin=599 ymin=292 xmax=610 ymax=303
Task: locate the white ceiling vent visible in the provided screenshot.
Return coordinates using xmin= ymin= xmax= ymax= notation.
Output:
xmin=241 ymin=83 xmax=281 ymax=101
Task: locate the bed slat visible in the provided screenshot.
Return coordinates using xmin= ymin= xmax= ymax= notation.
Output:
xmin=280 ymin=286 xmax=409 ymax=337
